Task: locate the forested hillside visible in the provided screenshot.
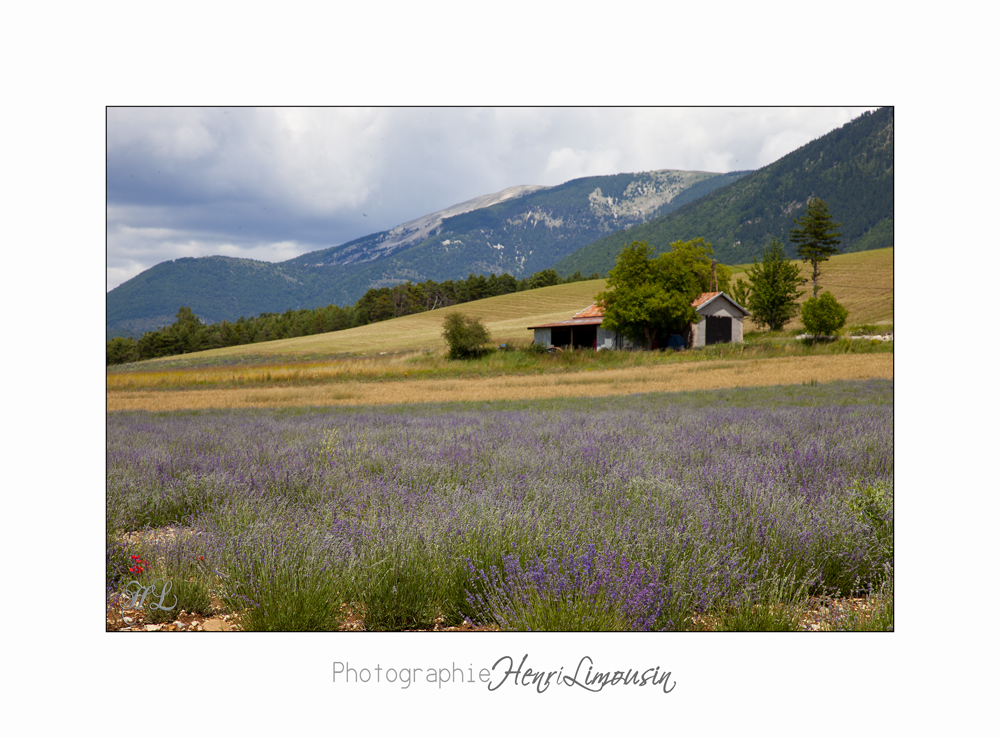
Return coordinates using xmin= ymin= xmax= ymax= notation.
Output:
xmin=553 ymin=107 xmax=893 ymax=276
xmin=107 ymin=268 xmax=597 ymax=364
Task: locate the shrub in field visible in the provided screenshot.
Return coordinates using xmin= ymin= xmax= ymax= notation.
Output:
xmin=843 ymin=597 xmax=893 ymax=631
xmin=442 ymin=312 xmax=492 ymax=359
xmin=710 ymin=571 xmax=811 ymax=631
xmin=824 ymin=565 xmax=893 ymax=631
xmin=847 ymin=484 xmax=894 ymax=572
xmin=115 ymin=543 xmax=215 ymax=623
xmin=106 ymin=501 xmax=132 ymax=591
xmin=711 ymin=603 xmax=802 ymax=631
xmin=467 ymin=545 xmax=666 ymax=631
xmin=356 ymin=549 xmax=441 ymax=631
xmin=801 ymin=291 xmax=849 ymax=336
xmin=105 ymin=544 xmax=133 ymax=622
xmin=116 ymin=566 xmax=180 ymax=624
xmin=180 ymin=578 xmax=213 ymax=617
xmin=109 ymin=468 xmax=226 ymax=530
xmin=106 ymin=540 xmax=130 ymax=591
xmin=140 ymin=577 xmax=183 ymax=624
xmin=214 ymin=526 xmax=342 ymax=632
xmin=847 ymin=481 xmax=893 ymax=560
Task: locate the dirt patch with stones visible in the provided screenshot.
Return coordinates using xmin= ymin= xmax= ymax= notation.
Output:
xmin=107 ymin=596 xmax=883 ymax=632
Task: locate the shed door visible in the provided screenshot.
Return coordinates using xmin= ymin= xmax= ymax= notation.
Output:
xmin=706 ymin=316 xmax=732 ymax=345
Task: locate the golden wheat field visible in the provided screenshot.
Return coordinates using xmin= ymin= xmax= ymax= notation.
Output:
xmin=108 ymin=248 xmax=893 ymax=412
xmin=107 ymin=353 xmax=893 ymax=412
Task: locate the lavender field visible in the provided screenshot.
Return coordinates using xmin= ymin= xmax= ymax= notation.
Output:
xmin=106 ymin=379 xmax=893 ymax=631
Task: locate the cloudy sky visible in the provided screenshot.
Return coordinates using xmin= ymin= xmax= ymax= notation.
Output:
xmin=106 ymin=107 xmax=876 ymax=292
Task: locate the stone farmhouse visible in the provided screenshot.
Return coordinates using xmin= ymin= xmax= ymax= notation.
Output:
xmin=527 ymin=291 xmax=749 ymax=350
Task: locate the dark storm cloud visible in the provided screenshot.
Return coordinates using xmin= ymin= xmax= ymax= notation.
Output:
xmin=107 ymin=108 xmax=373 ymax=245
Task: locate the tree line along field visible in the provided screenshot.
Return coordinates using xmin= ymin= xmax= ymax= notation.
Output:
xmin=114 ymin=247 xmax=892 ymax=364
xmin=107 ymin=380 xmax=893 ymax=632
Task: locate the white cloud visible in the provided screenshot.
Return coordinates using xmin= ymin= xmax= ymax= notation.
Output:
xmin=543 ymin=146 xmax=623 ymax=183
xmin=107 ymin=107 xmax=878 ymax=291
xmin=216 ymin=240 xmax=311 ymax=262
xmin=259 ymin=108 xmax=384 ymax=215
xmin=700 ymin=150 xmax=738 ymax=174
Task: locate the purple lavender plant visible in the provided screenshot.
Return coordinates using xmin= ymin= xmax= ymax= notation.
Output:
xmin=467 ymin=544 xmax=668 ymax=631
xmin=107 ymin=380 xmax=893 ymax=630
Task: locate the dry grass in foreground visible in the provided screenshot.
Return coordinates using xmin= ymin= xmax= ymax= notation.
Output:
xmin=107 ymin=337 xmax=890 ymax=391
xmin=108 ymin=353 xmax=892 ymax=412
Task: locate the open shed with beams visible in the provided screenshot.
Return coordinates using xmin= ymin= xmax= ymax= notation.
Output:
xmin=527 ymin=304 xmax=622 ymax=350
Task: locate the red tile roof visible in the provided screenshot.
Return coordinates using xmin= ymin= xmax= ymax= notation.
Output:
xmin=526 ymin=317 xmax=605 ymax=329
xmin=691 ymin=291 xmax=722 ymax=309
xmin=573 ymin=303 xmax=606 ymax=319
xmin=567 ymin=294 xmax=725 ymax=317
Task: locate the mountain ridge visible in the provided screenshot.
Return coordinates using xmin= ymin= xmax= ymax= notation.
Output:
xmin=289 ymin=184 xmax=550 ymax=267
xmin=107 ymin=168 xmax=745 ymax=338
xmin=108 ymin=107 xmax=893 ymax=341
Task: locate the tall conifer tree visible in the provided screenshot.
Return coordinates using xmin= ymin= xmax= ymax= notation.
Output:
xmin=789 ymin=197 xmax=842 ymax=297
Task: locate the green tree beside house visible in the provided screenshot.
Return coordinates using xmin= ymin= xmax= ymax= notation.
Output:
xmin=596 ymin=238 xmax=730 ymax=349
xmin=733 ymin=238 xmax=807 ymax=332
